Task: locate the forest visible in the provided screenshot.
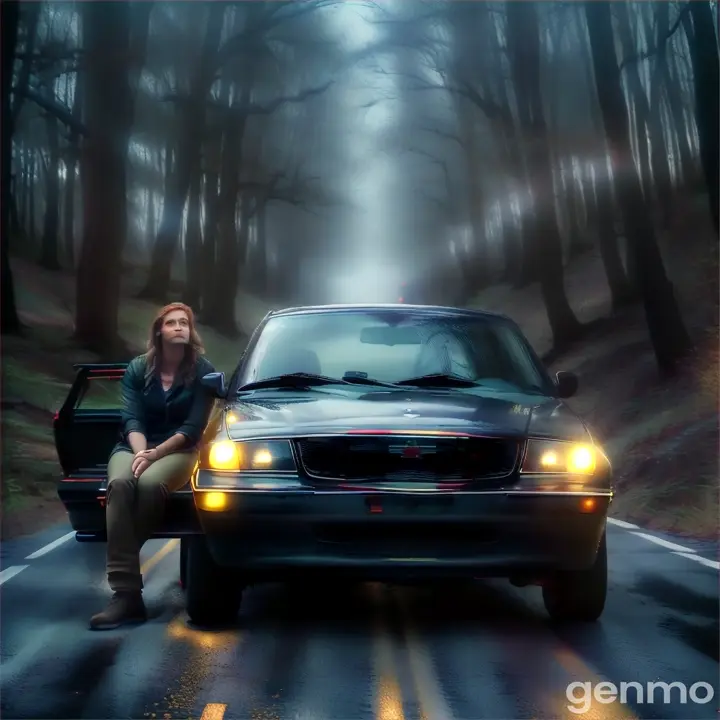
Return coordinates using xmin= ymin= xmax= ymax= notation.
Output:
xmin=1 ymin=0 xmax=718 ymax=539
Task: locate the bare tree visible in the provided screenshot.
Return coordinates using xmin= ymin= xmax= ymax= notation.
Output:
xmin=585 ymin=0 xmax=691 ymax=375
xmin=1 ymin=0 xmax=21 ymax=335
xmin=74 ymin=0 xmax=133 ymax=353
xmin=685 ymin=0 xmax=719 ymax=234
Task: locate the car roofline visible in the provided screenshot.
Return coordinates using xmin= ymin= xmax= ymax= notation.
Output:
xmin=265 ymin=303 xmax=513 ymax=322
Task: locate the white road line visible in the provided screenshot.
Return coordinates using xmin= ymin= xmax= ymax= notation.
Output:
xmin=630 ymin=531 xmax=696 ymax=554
xmin=607 ymin=517 xmax=639 ymax=529
xmin=611 ymin=520 xmax=718 ymax=571
xmin=673 ymin=552 xmax=720 ymax=570
xmin=0 ymin=566 xmax=28 ymax=586
xmin=25 ymin=530 xmax=75 ymax=560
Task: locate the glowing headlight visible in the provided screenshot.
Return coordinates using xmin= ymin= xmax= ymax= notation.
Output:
xmin=202 ymin=439 xmax=296 ymax=472
xmin=521 ymin=439 xmax=598 ymax=475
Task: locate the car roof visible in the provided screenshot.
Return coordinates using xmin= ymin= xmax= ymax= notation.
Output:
xmin=267 ymin=303 xmax=512 ymax=322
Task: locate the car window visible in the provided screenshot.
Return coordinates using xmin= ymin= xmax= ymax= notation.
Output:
xmin=238 ymin=311 xmax=549 ymax=393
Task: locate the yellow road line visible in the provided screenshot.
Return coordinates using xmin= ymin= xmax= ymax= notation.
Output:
xmin=554 ymin=644 xmax=639 ymax=719
xmin=392 ymin=589 xmax=454 ymax=720
xmin=369 ymin=583 xmax=406 ymax=720
xmin=140 ymin=538 xmax=179 ymax=576
xmin=200 ymin=703 xmax=227 ymax=720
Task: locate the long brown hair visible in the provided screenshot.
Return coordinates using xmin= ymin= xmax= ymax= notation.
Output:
xmin=144 ymin=302 xmax=205 ymax=386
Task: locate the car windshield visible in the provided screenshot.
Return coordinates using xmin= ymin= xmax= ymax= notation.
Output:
xmin=237 ymin=310 xmax=551 ymax=394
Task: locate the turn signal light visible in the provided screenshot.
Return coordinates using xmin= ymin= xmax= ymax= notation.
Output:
xmin=197 ymin=491 xmax=227 ymax=511
xmin=579 ymin=497 xmax=597 ymax=513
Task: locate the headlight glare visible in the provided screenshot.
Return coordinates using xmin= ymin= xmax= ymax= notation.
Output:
xmin=208 ymin=441 xmax=241 ymax=471
xmin=203 ymin=439 xmax=295 ymax=472
xmin=522 ymin=440 xmax=597 ymax=475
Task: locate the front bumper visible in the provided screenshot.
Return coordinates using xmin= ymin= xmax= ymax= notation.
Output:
xmin=194 ymin=476 xmax=611 ymax=579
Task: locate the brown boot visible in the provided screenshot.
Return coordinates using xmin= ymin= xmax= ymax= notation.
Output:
xmin=89 ymin=591 xmax=147 ymax=630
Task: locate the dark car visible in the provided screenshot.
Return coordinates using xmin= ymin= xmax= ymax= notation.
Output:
xmin=53 ymin=304 xmax=613 ymax=626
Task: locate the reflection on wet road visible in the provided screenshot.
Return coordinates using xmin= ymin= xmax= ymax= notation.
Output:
xmin=1 ymin=524 xmax=717 ymax=719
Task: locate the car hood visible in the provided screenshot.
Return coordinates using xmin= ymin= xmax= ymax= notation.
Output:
xmin=224 ymin=388 xmax=590 ymax=441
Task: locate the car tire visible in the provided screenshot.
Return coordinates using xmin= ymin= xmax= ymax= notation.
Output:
xmin=179 ymin=537 xmax=188 ymax=590
xmin=541 ymin=530 xmax=607 ymax=622
xmin=185 ymin=534 xmax=244 ymax=626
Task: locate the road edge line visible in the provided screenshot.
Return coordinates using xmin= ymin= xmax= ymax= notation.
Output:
xmin=25 ymin=530 xmax=76 ymax=560
xmin=0 ymin=565 xmax=29 ymax=586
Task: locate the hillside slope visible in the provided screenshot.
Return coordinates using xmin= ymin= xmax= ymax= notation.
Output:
xmin=3 ymin=202 xmax=717 ymax=538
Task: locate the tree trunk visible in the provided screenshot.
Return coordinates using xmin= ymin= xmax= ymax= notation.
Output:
xmin=200 ymin=168 xmax=219 ymax=316
xmin=644 ymin=5 xmax=674 ymax=221
xmin=20 ymin=143 xmax=30 ymax=231
xmin=64 ymin=44 xmax=84 ymax=268
xmin=662 ymin=48 xmax=694 ymax=182
xmin=614 ymin=4 xmax=662 ymax=209
xmin=204 ymin=103 xmax=248 ymax=335
xmin=39 ymin=112 xmax=61 ymax=269
xmin=145 ymin=183 xmax=155 ymax=249
xmin=577 ymin=24 xmax=634 ymax=308
xmin=585 ymin=1 xmax=692 ymax=375
xmin=506 ymin=1 xmax=583 ymax=349
xmin=63 ymin=149 xmax=78 ymax=267
xmin=254 ymin=199 xmax=268 ymax=295
xmin=504 ymin=47 xmax=541 ymax=289
xmin=74 ymin=0 xmax=132 ymax=354
xmin=10 ymin=1 xmax=40 ymax=126
xmin=9 ymin=155 xmax=21 ymax=235
xmin=183 ymin=165 xmax=203 ymax=309
xmin=1 ymin=0 xmax=22 ymax=334
xmin=456 ymin=97 xmax=489 ymax=288
xmin=594 ymin=161 xmax=634 ymax=311
xmin=27 ymin=150 xmax=36 ymax=241
xmin=138 ymin=3 xmax=225 ymax=301
xmin=686 ymin=0 xmax=719 ymax=234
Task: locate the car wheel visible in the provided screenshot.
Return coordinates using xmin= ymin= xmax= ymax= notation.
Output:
xmin=185 ymin=534 xmax=244 ymax=626
xmin=179 ymin=537 xmax=188 ymax=590
xmin=541 ymin=530 xmax=607 ymax=622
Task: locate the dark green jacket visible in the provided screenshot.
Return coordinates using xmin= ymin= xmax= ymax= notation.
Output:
xmin=111 ymin=354 xmax=216 ymax=458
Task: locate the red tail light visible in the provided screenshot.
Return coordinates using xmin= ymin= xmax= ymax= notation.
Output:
xmin=398 ymin=296 xmax=404 ymax=303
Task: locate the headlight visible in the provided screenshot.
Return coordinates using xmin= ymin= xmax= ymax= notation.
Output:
xmin=521 ymin=439 xmax=597 ymax=475
xmin=202 ymin=440 xmax=296 ymax=472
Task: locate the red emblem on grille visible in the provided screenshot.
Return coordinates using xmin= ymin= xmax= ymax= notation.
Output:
xmin=402 ymin=444 xmax=422 ymax=459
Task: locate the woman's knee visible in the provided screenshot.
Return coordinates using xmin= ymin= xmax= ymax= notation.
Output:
xmin=140 ymin=452 xmax=196 ymax=493
xmin=107 ymin=474 xmax=135 ymax=500
xmin=107 ymin=452 xmax=135 ymax=485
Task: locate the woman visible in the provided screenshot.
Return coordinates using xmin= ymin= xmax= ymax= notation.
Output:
xmin=90 ymin=303 xmax=216 ymax=630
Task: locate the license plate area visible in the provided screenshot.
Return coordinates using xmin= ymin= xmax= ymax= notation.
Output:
xmin=365 ymin=493 xmax=455 ymax=516
xmin=313 ymin=520 xmax=496 ymax=554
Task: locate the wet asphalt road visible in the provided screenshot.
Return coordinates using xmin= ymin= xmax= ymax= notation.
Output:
xmin=0 ymin=520 xmax=717 ymax=720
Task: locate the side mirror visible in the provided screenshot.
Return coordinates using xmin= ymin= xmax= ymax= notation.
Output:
xmin=555 ymin=370 xmax=578 ymax=399
xmin=201 ymin=372 xmax=227 ymax=398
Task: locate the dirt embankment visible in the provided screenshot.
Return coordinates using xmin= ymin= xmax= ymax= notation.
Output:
xmin=470 ymin=195 xmax=718 ymax=538
xmin=3 ymin=200 xmax=718 ymax=539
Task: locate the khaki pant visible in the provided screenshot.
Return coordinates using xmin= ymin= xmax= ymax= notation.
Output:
xmin=105 ymin=450 xmax=196 ymax=592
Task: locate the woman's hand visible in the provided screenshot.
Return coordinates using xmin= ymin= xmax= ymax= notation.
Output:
xmin=132 ymin=448 xmax=159 ymax=478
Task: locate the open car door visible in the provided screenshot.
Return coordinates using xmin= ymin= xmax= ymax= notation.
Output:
xmin=54 ymin=363 xmax=199 ymax=542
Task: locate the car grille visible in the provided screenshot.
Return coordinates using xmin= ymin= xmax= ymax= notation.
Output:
xmin=295 ymin=435 xmax=519 ymax=486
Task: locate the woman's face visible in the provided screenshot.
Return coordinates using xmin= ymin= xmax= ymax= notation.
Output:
xmin=159 ymin=309 xmax=190 ymax=346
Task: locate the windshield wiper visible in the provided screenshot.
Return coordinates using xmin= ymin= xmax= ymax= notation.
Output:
xmin=238 ymin=372 xmax=397 ymax=392
xmin=341 ymin=375 xmax=398 ymax=388
xmin=238 ymin=373 xmax=344 ymax=392
xmin=395 ymin=373 xmax=480 ymax=388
